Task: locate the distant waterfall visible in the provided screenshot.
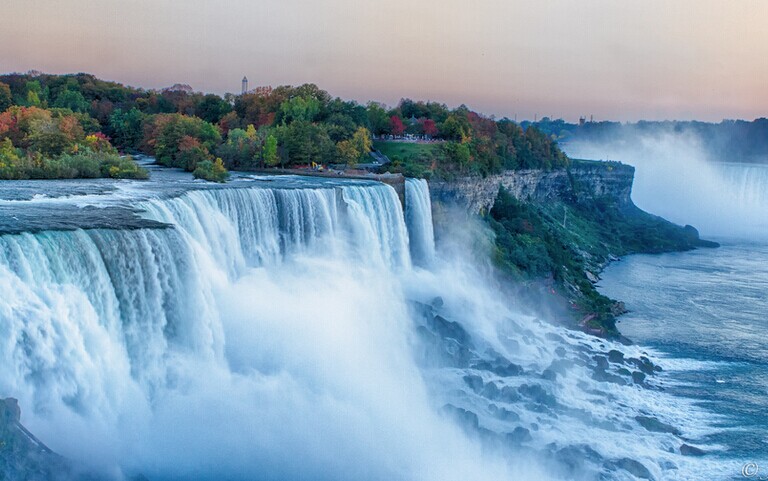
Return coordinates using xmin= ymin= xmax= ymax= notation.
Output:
xmin=405 ymin=178 xmax=435 ymax=266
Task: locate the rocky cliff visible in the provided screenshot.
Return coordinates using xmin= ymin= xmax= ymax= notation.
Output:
xmin=428 ymin=159 xmax=635 ymax=213
xmin=0 ymin=398 xmax=72 ymax=481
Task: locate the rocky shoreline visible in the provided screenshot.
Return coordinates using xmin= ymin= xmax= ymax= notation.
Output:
xmin=428 ymin=159 xmax=718 ymax=338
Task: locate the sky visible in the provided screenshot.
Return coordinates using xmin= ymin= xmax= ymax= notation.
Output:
xmin=1 ymin=0 xmax=767 ymax=122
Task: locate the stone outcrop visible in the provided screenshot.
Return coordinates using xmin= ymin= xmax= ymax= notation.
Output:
xmin=428 ymin=160 xmax=635 ymax=213
xmin=0 ymin=398 xmax=72 ymax=481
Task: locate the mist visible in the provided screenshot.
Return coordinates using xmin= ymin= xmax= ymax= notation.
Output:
xmin=565 ymin=129 xmax=768 ymax=240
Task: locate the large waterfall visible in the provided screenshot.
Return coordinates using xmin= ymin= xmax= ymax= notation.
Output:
xmin=0 ymin=177 xmax=727 ymax=480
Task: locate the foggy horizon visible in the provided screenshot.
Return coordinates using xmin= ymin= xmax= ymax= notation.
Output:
xmin=2 ymin=0 xmax=767 ymax=123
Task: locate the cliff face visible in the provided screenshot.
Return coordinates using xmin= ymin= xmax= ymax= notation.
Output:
xmin=428 ymin=160 xmax=635 ymax=213
xmin=0 ymin=398 xmax=72 ymax=481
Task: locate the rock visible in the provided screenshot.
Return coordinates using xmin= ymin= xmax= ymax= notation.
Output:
xmin=442 ymin=404 xmax=479 ymax=431
xmin=430 ymin=315 xmax=472 ymax=347
xmin=547 ymin=359 xmax=571 ymax=376
xmin=488 ymin=404 xmax=520 ymax=422
xmin=463 ymin=374 xmax=484 ymax=393
xmin=554 ymin=346 xmax=566 ymax=358
xmin=632 ymin=371 xmax=646 ymax=384
xmin=481 ymin=381 xmax=500 ymax=399
xmin=680 ymin=444 xmax=706 ymax=456
xmin=545 ymin=332 xmax=565 ymax=343
xmin=0 ymin=398 xmax=72 ymax=481
xmin=593 ymin=355 xmax=609 ymax=371
xmin=555 ymin=444 xmax=604 ymax=472
xmin=1 ymin=397 xmax=21 ymax=423
xmin=591 ymin=370 xmax=628 ymax=386
xmin=607 ymin=349 xmax=625 ymax=364
xmin=585 ymin=270 xmax=599 ymax=283
xmin=493 ymin=362 xmax=524 ymax=377
xmin=541 ymin=369 xmax=558 ymax=381
xmin=499 ymin=386 xmax=521 ymax=403
xmin=635 ymin=416 xmax=681 ymax=436
xmin=431 ymin=296 xmax=444 ymax=309
xmin=609 ymin=458 xmax=654 ymax=480
xmin=518 ymin=384 xmax=558 ymax=407
xmin=629 ymin=357 xmax=657 ymax=375
xmin=506 ymin=426 xmax=532 ymax=444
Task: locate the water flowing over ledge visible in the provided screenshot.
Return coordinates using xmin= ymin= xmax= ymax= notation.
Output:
xmin=0 ymin=176 xmax=730 ymax=481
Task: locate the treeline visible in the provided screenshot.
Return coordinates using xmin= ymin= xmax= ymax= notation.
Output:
xmin=526 ymin=116 xmax=768 ymax=162
xmin=0 ymin=72 xmax=568 ymax=181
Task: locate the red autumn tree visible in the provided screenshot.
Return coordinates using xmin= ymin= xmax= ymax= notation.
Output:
xmin=421 ymin=118 xmax=438 ymax=137
xmin=389 ymin=115 xmax=405 ymax=137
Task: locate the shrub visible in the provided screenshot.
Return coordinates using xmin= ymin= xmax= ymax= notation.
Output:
xmin=193 ymin=157 xmax=229 ymax=183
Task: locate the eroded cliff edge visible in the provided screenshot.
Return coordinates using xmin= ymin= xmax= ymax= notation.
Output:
xmin=427 ymin=159 xmax=716 ymax=338
xmin=429 ymin=159 xmax=635 ymax=214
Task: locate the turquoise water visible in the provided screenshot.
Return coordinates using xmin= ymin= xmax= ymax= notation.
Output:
xmin=599 ymin=241 xmax=768 ymax=478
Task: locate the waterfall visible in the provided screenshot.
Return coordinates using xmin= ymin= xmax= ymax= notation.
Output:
xmin=566 ymin=135 xmax=768 ymax=239
xmin=0 ymin=176 xmax=724 ymax=480
xmin=405 ymin=178 xmax=435 ymax=266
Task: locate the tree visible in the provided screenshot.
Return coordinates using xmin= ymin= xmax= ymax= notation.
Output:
xmin=142 ymin=113 xmax=221 ymax=169
xmin=54 ymin=89 xmax=89 ymax=112
xmin=422 ymin=118 xmax=438 ymax=137
xmin=193 ymin=157 xmax=229 ymax=182
xmin=0 ymin=82 xmax=11 ymax=112
xmin=195 ymin=94 xmax=232 ymax=124
xmin=439 ymin=114 xmax=470 ymax=141
xmin=366 ymin=102 xmax=390 ymax=136
xmin=389 ymin=115 xmax=405 ymax=137
xmin=336 ymin=140 xmax=359 ymax=167
xmin=276 ymin=120 xmax=333 ymax=165
xmin=108 ymin=108 xmax=145 ymax=150
xmin=277 ymin=95 xmax=320 ymax=124
xmin=217 ymin=127 xmax=257 ymax=169
xmin=262 ymin=134 xmax=279 ymax=167
xmin=351 ymin=127 xmax=372 ymax=157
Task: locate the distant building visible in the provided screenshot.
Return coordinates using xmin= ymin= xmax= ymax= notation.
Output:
xmin=579 ymin=116 xmax=586 ymax=126
xmin=242 ymin=76 xmax=248 ymax=95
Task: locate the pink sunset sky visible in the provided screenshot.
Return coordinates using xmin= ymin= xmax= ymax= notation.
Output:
xmin=1 ymin=0 xmax=766 ymax=122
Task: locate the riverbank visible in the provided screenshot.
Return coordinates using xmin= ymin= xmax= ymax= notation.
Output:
xmin=428 ymin=159 xmax=718 ymax=338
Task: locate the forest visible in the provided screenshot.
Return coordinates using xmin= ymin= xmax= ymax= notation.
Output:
xmin=0 ymin=72 xmax=567 ymax=181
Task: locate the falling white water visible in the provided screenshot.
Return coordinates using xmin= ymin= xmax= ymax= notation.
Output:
xmin=0 ymin=177 xmax=729 ymax=481
xmin=566 ymin=133 xmax=768 ymax=239
xmin=405 ymin=178 xmax=436 ymax=266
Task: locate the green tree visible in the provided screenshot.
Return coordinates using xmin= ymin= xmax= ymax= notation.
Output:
xmin=277 ymin=96 xmax=320 ymax=124
xmin=366 ymin=102 xmax=390 ymax=136
xmin=53 ymin=89 xmax=89 ymax=112
xmin=0 ymin=82 xmax=11 ymax=112
xmin=193 ymin=157 xmax=229 ymax=182
xmin=108 ymin=108 xmax=145 ymax=150
xmin=195 ymin=94 xmax=232 ymax=124
xmin=276 ymin=120 xmax=333 ymax=165
xmin=262 ymin=133 xmax=279 ymax=167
